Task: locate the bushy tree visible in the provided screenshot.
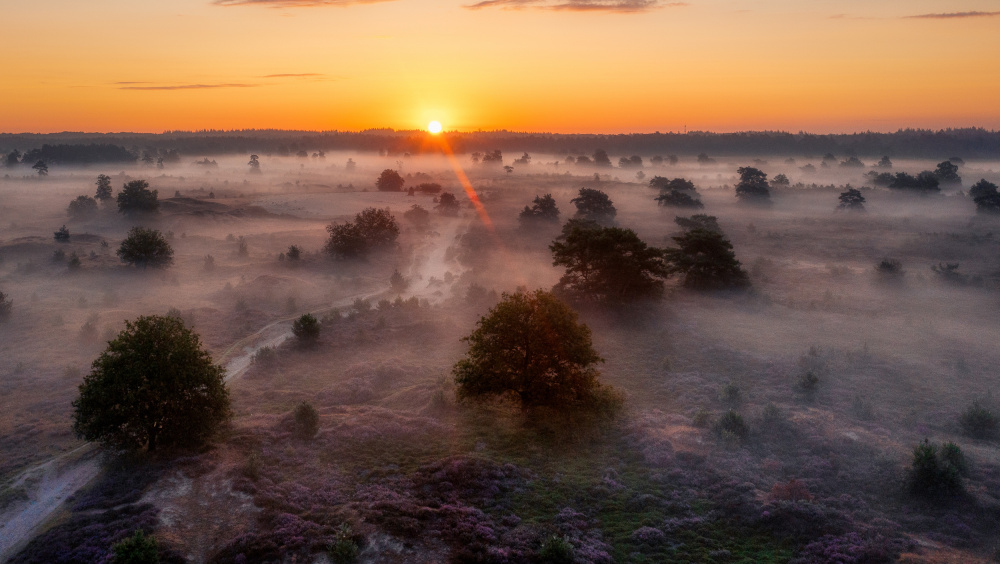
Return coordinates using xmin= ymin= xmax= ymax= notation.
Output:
xmin=840 ymin=156 xmax=864 ymax=168
xmin=968 ymin=179 xmax=998 ymax=200
xmin=907 ymin=439 xmax=964 ymax=499
xmin=95 ymin=174 xmax=113 ymax=201
xmin=72 ymin=315 xmax=230 ymax=452
xmin=403 ymin=204 xmax=431 ymax=227
xmin=453 ymin=289 xmax=617 ymax=412
xmin=934 ymin=160 xmax=961 ymax=186
xmin=32 ymin=160 xmax=48 ymax=176
xmin=293 ymin=401 xmax=319 ymax=439
xmin=734 ymin=166 xmax=770 ymax=202
xmin=570 ymin=188 xmax=617 ymax=224
xmin=550 ymin=219 xmax=668 ymax=303
xmin=436 ymin=192 xmax=461 ymax=216
xmin=325 ymin=207 xmax=399 ymax=258
xmin=889 ymin=171 xmax=939 ymax=192
xmin=837 ymin=187 xmax=866 ymax=211
xmin=390 ymin=269 xmax=408 ymax=292
xmin=959 ymin=400 xmax=997 ymax=439
xmin=68 ymin=195 xmax=98 ymax=218
xmin=664 ymin=228 xmax=750 ymax=290
xmin=292 ymin=313 xmax=320 ymax=346
xmin=248 ymin=154 xmax=261 ymax=174
xmin=375 ymin=169 xmax=404 ymax=192
xmin=875 ymin=156 xmax=893 ymax=169
xmin=54 ymin=225 xmax=70 ymax=242
xmin=969 ymin=179 xmax=1000 ymax=214
xmin=117 ymin=227 xmax=174 ymax=269
xmin=770 ymin=173 xmax=790 ymax=187
xmin=655 ymin=189 xmax=703 ymax=208
xmin=519 ymin=194 xmax=560 ymax=224
xmin=286 ymin=245 xmax=301 ymax=261
xmin=592 ymin=149 xmax=612 ymax=168
xmin=117 ymin=180 xmax=159 ymax=215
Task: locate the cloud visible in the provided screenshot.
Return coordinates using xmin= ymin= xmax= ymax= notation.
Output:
xmin=906 ymin=10 xmax=1000 ymax=19
xmin=214 ymin=0 xmax=396 ymax=6
xmin=118 ymin=83 xmax=259 ymax=91
xmin=465 ymin=0 xmax=683 ymax=12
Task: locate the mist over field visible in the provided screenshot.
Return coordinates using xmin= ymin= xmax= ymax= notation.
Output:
xmin=1 ymin=142 xmax=1000 ymax=563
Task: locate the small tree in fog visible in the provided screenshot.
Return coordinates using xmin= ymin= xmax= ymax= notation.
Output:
xmin=570 ymin=188 xmax=616 ymax=224
xmin=519 ymin=194 xmax=560 ymax=224
xmin=67 ymin=195 xmax=98 ymax=218
xmin=453 ymin=289 xmax=619 ymax=413
xmin=286 ymin=245 xmax=301 ymax=261
xmin=375 ymin=169 xmax=405 ymax=192
xmin=875 ymin=156 xmax=893 ymax=170
xmin=54 ymin=225 xmax=70 ymax=242
xmin=117 ymin=226 xmax=174 ymax=269
xmin=655 ymin=190 xmax=703 ymax=208
xmin=292 ymin=313 xmax=320 ymax=347
xmin=117 ymin=179 xmax=159 ymax=215
xmin=970 ymin=179 xmax=1000 ymax=214
xmin=248 ymin=154 xmax=261 ymax=174
xmin=323 ymin=207 xmax=401 ymax=259
xmin=72 ymin=315 xmax=230 ymax=452
xmin=592 ymin=149 xmax=612 ymax=168
xmin=293 ymin=401 xmax=320 ymax=439
xmin=390 ymin=269 xmax=408 ymax=293
xmin=959 ymin=400 xmax=997 ymax=439
xmin=734 ymin=166 xmax=770 ymax=202
xmin=933 ymin=160 xmax=961 ymax=186
xmin=770 ymin=173 xmax=790 ymax=187
xmin=550 ymin=219 xmax=669 ymax=303
xmin=436 ymin=192 xmax=461 ymax=216
xmin=32 ymin=160 xmax=48 ymax=176
xmin=95 ymin=174 xmax=113 ymax=202
xmin=907 ymin=439 xmax=964 ymax=499
xmin=0 ymin=290 xmax=12 ymax=321
xmin=664 ymin=228 xmax=750 ymax=290
xmin=837 ymin=187 xmax=866 ymax=211
xmin=403 ymin=204 xmax=431 ymax=228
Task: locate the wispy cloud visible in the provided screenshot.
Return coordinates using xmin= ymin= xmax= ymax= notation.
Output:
xmin=117 ymin=83 xmax=259 ymax=91
xmin=214 ymin=0 xmax=397 ymax=6
xmin=906 ymin=10 xmax=1000 ymax=19
xmin=465 ymin=0 xmax=683 ymax=12
xmin=262 ymin=73 xmax=324 ymax=78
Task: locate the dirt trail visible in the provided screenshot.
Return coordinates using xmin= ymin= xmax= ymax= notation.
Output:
xmin=0 ymin=445 xmax=101 ymax=561
xmin=0 ymin=214 xmax=472 ymax=561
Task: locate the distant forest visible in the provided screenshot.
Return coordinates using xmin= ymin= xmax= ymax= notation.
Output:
xmin=2 ymin=128 xmax=999 ymax=164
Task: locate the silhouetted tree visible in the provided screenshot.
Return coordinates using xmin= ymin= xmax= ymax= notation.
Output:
xmin=72 ymin=315 xmax=230 ymax=452
xmin=592 ymin=149 xmax=612 ymax=168
xmin=889 ymin=171 xmax=940 ymax=192
xmin=54 ymin=225 xmax=70 ymax=242
xmin=840 ymin=156 xmax=864 ymax=168
xmin=907 ymin=439 xmax=964 ymax=499
xmin=390 ymin=269 xmax=408 ymax=292
xmin=67 ymin=195 xmax=98 ymax=218
xmin=325 ymin=207 xmax=399 ymax=258
xmin=403 ymin=204 xmax=431 ymax=228
xmin=734 ymin=166 xmax=770 ymax=202
xmin=934 ymin=160 xmax=961 ymax=186
xmin=481 ymin=150 xmax=503 ymax=166
xmin=875 ymin=156 xmax=893 ymax=169
xmin=117 ymin=180 xmax=159 ymax=215
xmin=770 ymin=173 xmax=790 ymax=187
xmin=969 ymin=179 xmax=998 ymax=200
xmin=697 ymin=153 xmax=715 ymax=165
xmin=664 ymin=228 xmax=750 ymax=290
xmin=286 ymin=245 xmax=301 ymax=261
xmin=32 ymin=160 xmax=48 ymax=176
xmin=514 ymin=152 xmax=531 ymax=165
xmin=293 ymin=402 xmax=319 ymax=439
xmin=618 ymin=155 xmax=643 ymax=169
xmin=95 ymin=174 xmax=113 ymax=202
xmin=4 ymin=150 xmax=20 ymax=167
xmin=656 ymin=190 xmax=703 ymax=208
xmin=454 ymin=289 xmax=618 ymax=413
xmin=570 ymin=188 xmax=617 ymax=224
xmin=345 ymin=158 xmax=356 ymax=171
xmin=292 ymin=314 xmax=320 ymax=347
xmin=970 ymin=179 xmax=1000 ymax=214
xmin=117 ymin=227 xmax=174 ymax=269
xmin=837 ymin=187 xmax=866 ymax=211
xmin=436 ymin=192 xmax=461 ymax=216
xmin=519 ymin=194 xmax=560 ymax=224
xmin=551 ymin=219 xmax=668 ymax=303
xmin=248 ymin=154 xmax=261 ymax=174
xmin=375 ymin=169 xmax=405 ymax=192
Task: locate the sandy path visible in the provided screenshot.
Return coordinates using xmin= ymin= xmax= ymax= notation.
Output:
xmin=0 ymin=445 xmax=101 ymax=561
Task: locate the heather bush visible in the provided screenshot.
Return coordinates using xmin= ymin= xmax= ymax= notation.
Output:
xmin=251 ymin=346 xmax=277 ymax=367
xmin=327 ymin=523 xmax=359 ymax=564
xmin=959 ymin=400 xmax=997 ymax=439
xmin=538 ymin=534 xmax=575 ymax=563
xmin=112 ymin=529 xmax=159 ymax=564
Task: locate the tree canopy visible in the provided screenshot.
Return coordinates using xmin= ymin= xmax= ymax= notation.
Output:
xmin=519 ymin=194 xmax=560 ymax=224
xmin=453 ymin=289 xmax=612 ymax=412
xmin=375 ymin=169 xmax=405 ymax=192
xmin=72 ymin=315 xmax=230 ymax=452
xmin=325 ymin=207 xmax=400 ymax=258
xmin=550 ymin=219 xmax=669 ymax=303
xmin=117 ymin=227 xmax=174 ymax=269
xmin=934 ymin=160 xmax=961 ymax=186
xmin=68 ymin=195 xmax=98 ymax=218
xmin=734 ymin=166 xmax=770 ymax=202
xmin=970 ymin=179 xmax=1000 ymax=214
xmin=117 ymin=180 xmax=159 ymax=215
xmin=95 ymin=174 xmax=113 ymax=201
xmin=838 ymin=187 xmax=866 ymax=211
xmin=664 ymin=228 xmax=750 ymax=290
xmin=570 ymin=188 xmax=617 ymax=224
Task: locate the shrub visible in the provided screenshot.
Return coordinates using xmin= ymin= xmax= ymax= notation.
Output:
xmin=325 ymin=208 xmax=399 ymax=259
xmin=0 ymin=290 xmax=12 ymax=320
xmin=907 ymin=439 xmax=963 ymax=499
xmin=519 ymin=193 xmax=560 ymax=224
xmin=664 ymin=228 xmax=751 ymax=290
xmin=570 ymin=187 xmax=616 ymax=224
xmin=286 ymin=245 xmax=301 ymax=261
xmin=721 ymin=382 xmax=742 ymax=408
xmin=328 ymin=523 xmax=360 ymax=564
xmin=735 ymin=166 xmax=770 ymax=202
xmin=292 ymin=314 xmax=320 ymax=347
xmin=54 ymin=225 xmax=70 ymax=241
xmin=116 ymin=180 xmax=159 ymax=215
xmin=959 ymin=400 xmax=997 ymax=439
xmin=713 ymin=410 xmax=749 ymax=441
xmin=203 ymin=254 xmax=215 ymax=271
xmin=251 ymin=346 xmax=277 ymax=367
xmin=797 ymin=371 xmax=819 ymax=400
xmin=375 ymin=168 xmax=404 ymax=192
xmin=655 ymin=189 xmax=703 ymax=208
xmin=538 ymin=534 xmax=575 ymax=564
xmin=117 ymin=227 xmax=174 ymax=269
xmin=68 ymin=195 xmax=98 ymax=218
xmin=390 ymin=269 xmax=407 ymax=293
xmin=111 ymin=529 xmax=159 ymax=564
xmin=875 ymin=258 xmax=902 ymax=279
xmin=293 ymin=401 xmax=320 ymax=439
xmin=436 ymin=192 xmax=461 ymax=215
xmin=940 ymin=442 xmax=968 ymax=475
xmin=67 ymin=252 xmax=82 ymax=270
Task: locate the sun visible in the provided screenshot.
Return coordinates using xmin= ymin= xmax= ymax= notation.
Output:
xmin=428 ymin=121 xmax=443 ymax=134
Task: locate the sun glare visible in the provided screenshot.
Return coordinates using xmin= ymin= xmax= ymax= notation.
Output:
xmin=428 ymin=121 xmax=443 ymax=134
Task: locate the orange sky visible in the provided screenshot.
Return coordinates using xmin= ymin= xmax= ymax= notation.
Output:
xmin=2 ymin=0 xmax=999 ymax=134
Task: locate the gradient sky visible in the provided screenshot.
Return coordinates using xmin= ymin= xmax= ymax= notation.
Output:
xmin=3 ymin=0 xmax=999 ymax=133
